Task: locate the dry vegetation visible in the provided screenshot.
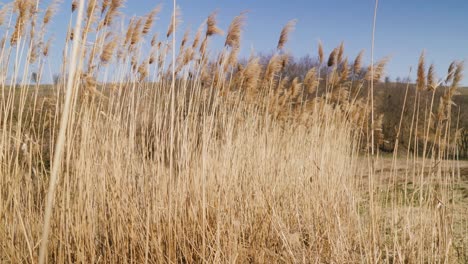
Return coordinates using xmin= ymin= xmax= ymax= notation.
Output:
xmin=0 ymin=0 xmax=467 ymax=263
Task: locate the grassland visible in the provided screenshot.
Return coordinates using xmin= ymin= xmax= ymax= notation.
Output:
xmin=0 ymin=0 xmax=467 ymax=263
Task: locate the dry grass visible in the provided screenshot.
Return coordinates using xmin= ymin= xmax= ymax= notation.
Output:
xmin=0 ymin=0 xmax=466 ymax=263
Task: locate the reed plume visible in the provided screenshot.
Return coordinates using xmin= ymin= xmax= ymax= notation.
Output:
xmin=190 ymin=21 xmax=204 ymax=50
xmin=72 ymin=0 xmax=78 ymax=12
xmin=277 ymin=19 xmax=296 ymax=50
xmin=289 ymin=77 xmax=302 ymax=99
xmin=365 ymin=57 xmax=389 ymax=81
xmin=327 ymin=48 xmax=337 ymax=67
xmin=43 ymin=0 xmax=60 ymax=26
xmin=264 ymin=54 xmax=282 ymax=85
xmin=304 ymin=68 xmax=319 ymax=94
xmin=42 ymin=38 xmax=52 ymax=57
xmin=446 ymin=61 xmax=456 ymax=83
xmin=143 ymin=5 xmax=162 ymax=36
xmin=339 ymin=57 xmax=349 ymax=83
xmin=225 ymin=11 xmax=247 ymax=49
xmin=337 ymin=42 xmax=345 ymax=65
xmin=101 ymin=0 xmax=110 ymax=14
xmin=318 ymin=41 xmax=324 ymax=65
xmin=416 ymin=51 xmax=426 ymax=91
xmin=243 ymin=57 xmax=262 ymax=95
xmin=180 ymin=28 xmax=190 ymax=50
xmin=427 ymin=64 xmax=436 ymax=90
xmin=227 ymin=47 xmax=240 ymax=68
xmin=131 ymin=17 xmax=143 ymax=45
xmin=166 ymin=5 xmax=181 ymax=38
xmin=451 ymin=61 xmax=464 ymax=88
xmin=100 ymin=37 xmax=118 ymax=64
xmin=11 ymin=0 xmax=31 ymax=46
xmin=86 ymin=0 xmax=98 ymax=27
xmin=103 ymin=0 xmax=125 ymax=26
xmin=138 ymin=61 xmax=148 ymax=81
xmin=124 ymin=17 xmax=136 ymax=46
xmin=151 ymin=33 xmax=158 ymax=47
xmin=206 ymin=11 xmax=224 ymax=37
xmin=353 ymin=50 xmax=364 ymax=75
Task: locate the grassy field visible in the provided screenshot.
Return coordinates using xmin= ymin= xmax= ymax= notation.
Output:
xmin=0 ymin=1 xmax=467 ymax=263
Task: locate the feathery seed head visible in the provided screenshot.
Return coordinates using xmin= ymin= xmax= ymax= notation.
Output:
xmin=72 ymin=0 xmax=78 ymax=12
xmin=206 ymin=11 xmax=224 ymax=37
xmin=446 ymin=61 xmax=456 ymax=83
xmin=337 ymin=42 xmax=345 ymax=65
xmin=131 ymin=17 xmax=143 ymax=45
xmin=427 ymin=64 xmax=436 ymax=90
xmin=353 ymin=50 xmax=364 ymax=74
xmin=318 ymin=41 xmax=324 ymax=65
xmin=192 ymin=21 xmax=205 ymax=48
xmin=225 ymin=11 xmax=247 ymax=49
xmin=143 ymin=5 xmax=162 ymax=35
xmin=327 ymin=48 xmax=337 ymax=67
xmin=304 ymin=68 xmax=319 ymax=94
xmin=339 ymin=57 xmax=349 ymax=83
xmin=277 ymin=19 xmax=296 ymax=50
xmin=416 ymin=51 xmax=426 ymax=91
xmin=103 ymin=0 xmax=125 ymax=26
xmin=166 ymin=6 xmax=181 ymax=38
xmin=180 ymin=28 xmax=190 ymax=50
xmin=44 ymin=0 xmax=60 ymax=26
xmin=100 ymin=37 xmax=118 ymax=64
xmin=43 ymin=38 xmax=52 ymax=57
xmin=451 ymin=61 xmax=464 ymax=89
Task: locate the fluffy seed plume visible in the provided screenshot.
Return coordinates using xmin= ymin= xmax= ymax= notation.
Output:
xmin=44 ymin=0 xmax=60 ymax=26
xmin=227 ymin=47 xmax=240 ymax=68
xmin=131 ymin=17 xmax=143 ymax=45
xmin=243 ymin=57 xmax=262 ymax=93
xmin=138 ymin=62 xmax=148 ymax=81
xmin=151 ymin=33 xmax=158 ymax=47
xmin=103 ymin=0 xmax=125 ymax=26
xmin=451 ymin=61 xmax=464 ymax=88
xmin=262 ymin=54 xmax=282 ymax=88
xmin=318 ymin=41 xmax=324 ymax=65
xmin=304 ymin=68 xmax=319 ymax=94
xmin=100 ymin=38 xmax=118 ymax=64
xmin=11 ymin=0 xmax=31 ymax=46
xmin=43 ymin=38 xmax=52 ymax=57
xmin=427 ymin=64 xmax=436 ymax=90
xmin=143 ymin=5 xmax=162 ymax=35
xmin=101 ymin=0 xmax=110 ymax=14
xmin=365 ymin=57 xmax=390 ymax=81
xmin=180 ymin=28 xmax=190 ymax=50
xmin=199 ymin=37 xmax=208 ymax=55
xmin=327 ymin=48 xmax=337 ymax=67
xmin=166 ymin=6 xmax=181 ymax=38
xmin=337 ymin=42 xmax=345 ymax=65
xmin=192 ymin=21 xmax=205 ymax=49
xmin=416 ymin=51 xmax=426 ymax=91
xmin=446 ymin=61 xmax=456 ymax=83
xmin=277 ymin=19 xmax=296 ymax=50
xmin=72 ymin=0 xmax=78 ymax=12
xmin=289 ymin=77 xmax=302 ymax=99
xmin=225 ymin=11 xmax=247 ymax=49
xmin=124 ymin=17 xmax=136 ymax=46
xmin=339 ymin=57 xmax=349 ymax=83
xmin=86 ymin=0 xmax=98 ymax=24
xmin=206 ymin=11 xmax=224 ymax=37
xmin=353 ymin=50 xmax=364 ymax=75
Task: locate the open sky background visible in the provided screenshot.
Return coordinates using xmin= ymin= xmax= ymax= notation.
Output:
xmin=42 ymin=0 xmax=468 ymax=84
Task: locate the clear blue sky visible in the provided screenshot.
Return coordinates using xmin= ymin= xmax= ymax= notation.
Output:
xmin=46 ymin=0 xmax=468 ymax=84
